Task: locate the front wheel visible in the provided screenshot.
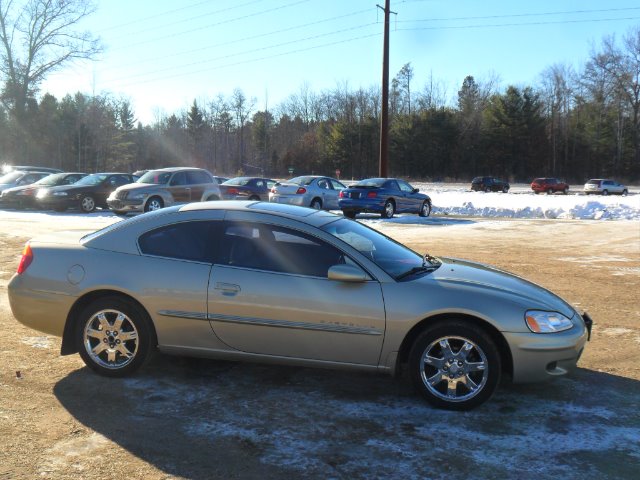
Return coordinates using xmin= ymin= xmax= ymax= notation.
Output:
xmin=484 ymin=187 xmax=491 ymax=193
xmin=76 ymin=296 xmax=155 ymax=377
xmin=408 ymin=321 xmax=501 ymax=410
xmin=381 ymin=200 xmax=395 ymax=218
xmin=502 ymin=186 xmax=509 ymax=193
xmin=547 ymin=188 xmax=553 ymax=195
xmin=144 ymin=196 xmax=164 ymax=212
xmin=622 ymin=189 xmax=628 ymax=196
xmin=602 ymin=190 xmax=609 ymax=196
xmin=79 ymin=195 xmax=96 ymax=213
xmin=563 ymin=187 xmax=569 ymax=195
xmin=419 ymin=201 xmax=431 ymax=217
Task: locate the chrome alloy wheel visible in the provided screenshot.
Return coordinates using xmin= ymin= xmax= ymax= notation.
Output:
xmin=146 ymin=198 xmax=163 ymax=211
xmin=419 ymin=336 xmax=488 ymax=402
xmin=80 ymin=196 xmax=95 ymax=212
xmin=83 ymin=309 xmax=139 ymax=370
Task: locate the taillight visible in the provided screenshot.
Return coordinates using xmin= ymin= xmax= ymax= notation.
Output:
xmin=17 ymin=243 xmax=33 ymax=274
xmin=271 ymin=187 xmax=277 ymax=193
xmin=227 ymin=187 xmax=239 ymax=195
xmin=367 ymin=191 xmax=377 ymax=198
xmin=296 ymin=187 xmax=307 ymax=194
xmin=339 ymin=191 xmax=345 ymax=198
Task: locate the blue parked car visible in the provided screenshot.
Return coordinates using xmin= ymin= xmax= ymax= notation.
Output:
xmin=338 ymin=178 xmax=431 ymax=219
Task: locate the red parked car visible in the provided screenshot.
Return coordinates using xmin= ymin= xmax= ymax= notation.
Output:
xmin=531 ymin=178 xmax=569 ymax=195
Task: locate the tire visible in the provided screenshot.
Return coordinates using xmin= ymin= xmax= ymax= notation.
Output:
xmin=310 ymin=198 xmax=322 ymax=210
xmin=408 ymin=321 xmax=501 ymax=410
xmin=602 ymin=190 xmax=609 ymax=196
xmin=206 ymin=195 xmax=220 ymax=201
xmin=144 ymin=196 xmax=164 ymax=212
xmin=79 ymin=195 xmax=96 ymax=213
xmin=484 ymin=187 xmax=491 ymax=193
xmin=502 ymin=186 xmax=509 ymax=193
xmin=563 ymin=187 xmax=569 ymax=195
xmin=547 ymin=188 xmax=553 ymax=195
xmin=76 ymin=296 xmax=155 ymax=377
xmin=622 ymin=189 xmax=628 ymax=196
xmin=343 ymin=210 xmax=356 ymax=219
xmin=381 ymin=199 xmax=395 ymax=218
xmin=249 ymin=195 xmax=260 ymax=201
xmin=419 ymin=200 xmax=431 ymax=217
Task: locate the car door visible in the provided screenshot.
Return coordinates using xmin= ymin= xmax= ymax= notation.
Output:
xmin=168 ymin=171 xmax=191 ymax=203
xmin=186 ymin=170 xmax=212 ymax=201
xmin=207 ymin=221 xmax=386 ymax=365
xmin=397 ymin=180 xmax=421 ymax=213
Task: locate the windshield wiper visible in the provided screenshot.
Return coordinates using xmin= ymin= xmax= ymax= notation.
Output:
xmin=395 ymin=252 xmax=441 ymax=280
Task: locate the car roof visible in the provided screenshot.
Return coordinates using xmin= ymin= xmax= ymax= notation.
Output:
xmin=181 ymin=200 xmax=336 ymax=222
xmin=147 ymin=167 xmax=207 ymax=173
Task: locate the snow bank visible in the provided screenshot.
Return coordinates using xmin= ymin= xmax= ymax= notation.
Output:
xmin=413 ymin=183 xmax=640 ymax=221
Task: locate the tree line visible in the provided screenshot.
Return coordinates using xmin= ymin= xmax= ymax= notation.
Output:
xmin=1 ymin=2 xmax=639 ymax=182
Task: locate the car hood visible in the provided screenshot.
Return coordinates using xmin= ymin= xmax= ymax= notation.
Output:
xmin=47 ymin=184 xmax=98 ymax=194
xmin=427 ymin=257 xmax=575 ymax=317
xmin=115 ymin=183 xmax=164 ymax=194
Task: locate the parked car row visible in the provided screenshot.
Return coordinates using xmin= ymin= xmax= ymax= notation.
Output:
xmin=471 ymin=175 xmax=629 ymax=196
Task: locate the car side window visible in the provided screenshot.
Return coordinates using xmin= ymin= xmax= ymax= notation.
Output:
xmin=186 ymin=170 xmax=211 ymax=184
xmin=170 ymin=172 xmax=188 ymax=186
xmin=317 ymin=178 xmax=329 ymax=189
xmin=139 ymin=221 xmax=219 ymax=262
xmin=223 ymin=222 xmax=345 ymax=277
xmin=331 ymin=179 xmax=346 ymax=190
xmin=266 ymin=180 xmax=276 ymax=189
xmin=398 ymin=181 xmax=413 ymax=193
xmin=112 ymin=175 xmax=131 ymax=186
xmin=385 ymin=180 xmax=400 ymax=191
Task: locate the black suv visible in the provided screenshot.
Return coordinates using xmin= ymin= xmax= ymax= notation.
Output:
xmin=471 ymin=176 xmax=510 ymax=193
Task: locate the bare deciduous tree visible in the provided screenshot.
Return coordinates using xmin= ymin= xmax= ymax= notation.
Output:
xmin=0 ymin=0 xmax=101 ymax=120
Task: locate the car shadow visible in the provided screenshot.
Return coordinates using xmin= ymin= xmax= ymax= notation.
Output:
xmin=53 ymin=357 xmax=640 ymax=479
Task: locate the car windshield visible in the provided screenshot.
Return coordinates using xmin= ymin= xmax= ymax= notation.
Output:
xmin=287 ymin=176 xmax=316 ymax=186
xmin=34 ymin=173 xmax=64 ymax=186
xmin=76 ymin=174 xmax=108 ymax=186
xmin=321 ymin=219 xmax=434 ymax=279
xmin=137 ymin=171 xmax=172 ymax=184
xmin=223 ymin=177 xmax=251 ymax=186
xmin=0 ymin=171 xmax=24 ymax=183
xmin=352 ymin=179 xmax=385 ymax=188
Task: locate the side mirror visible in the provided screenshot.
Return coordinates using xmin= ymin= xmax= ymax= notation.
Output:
xmin=412 ymin=188 xmax=419 ymax=193
xmin=328 ymin=264 xmax=368 ymax=283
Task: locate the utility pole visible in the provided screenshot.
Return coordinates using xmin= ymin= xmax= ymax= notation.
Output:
xmin=377 ymin=0 xmax=395 ymax=178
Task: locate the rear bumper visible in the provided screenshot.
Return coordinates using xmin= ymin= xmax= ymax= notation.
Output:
xmin=269 ymin=194 xmax=307 ymax=206
xmin=338 ymin=198 xmax=384 ymax=213
xmin=8 ymin=274 xmax=74 ymax=337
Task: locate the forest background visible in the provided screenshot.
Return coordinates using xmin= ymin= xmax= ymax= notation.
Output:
xmin=1 ymin=1 xmax=639 ymax=182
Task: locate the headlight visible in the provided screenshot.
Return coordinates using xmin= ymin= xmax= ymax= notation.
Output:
xmin=53 ymin=191 xmax=68 ymax=196
xmin=525 ymin=310 xmax=573 ymax=333
xmin=129 ymin=192 xmax=146 ymax=200
xmin=36 ymin=189 xmax=48 ymax=198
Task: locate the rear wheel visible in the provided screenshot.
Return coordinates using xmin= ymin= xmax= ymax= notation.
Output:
xmin=419 ymin=201 xmax=431 ymax=217
xmin=381 ymin=200 xmax=395 ymax=218
xmin=76 ymin=296 xmax=155 ymax=377
xmin=602 ymin=189 xmax=609 ymax=196
xmin=310 ymin=198 xmax=322 ymax=210
xmin=409 ymin=321 xmax=501 ymax=410
xmin=144 ymin=196 xmax=164 ymax=212
xmin=563 ymin=187 xmax=569 ymax=195
xmin=547 ymin=188 xmax=553 ymax=195
xmin=484 ymin=187 xmax=491 ymax=193
xmin=249 ymin=195 xmax=260 ymax=201
xmin=502 ymin=186 xmax=509 ymax=193
xmin=343 ymin=210 xmax=356 ymax=219
xmin=79 ymin=195 xmax=96 ymax=213
xmin=622 ymin=189 xmax=628 ymax=196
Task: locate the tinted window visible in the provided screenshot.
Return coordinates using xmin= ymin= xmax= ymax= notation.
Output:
xmin=187 ymin=170 xmax=212 ymax=184
xmin=385 ymin=180 xmax=400 ymax=191
xmin=139 ymin=221 xmax=217 ymax=262
xmin=317 ymin=178 xmax=330 ymax=189
xmin=223 ymin=222 xmax=344 ymax=277
xmin=331 ymin=179 xmax=345 ymax=190
xmin=398 ymin=180 xmax=414 ymax=193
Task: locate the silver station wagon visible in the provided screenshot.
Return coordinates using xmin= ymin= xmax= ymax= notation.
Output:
xmin=8 ymin=202 xmax=591 ymax=410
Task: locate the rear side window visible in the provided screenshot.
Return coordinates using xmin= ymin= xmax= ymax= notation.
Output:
xmin=187 ymin=170 xmax=212 ymax=184
xmin=138 ymin=221 xmax=218 ymax=262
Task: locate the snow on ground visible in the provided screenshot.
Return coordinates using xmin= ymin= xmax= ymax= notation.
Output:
xmin=412 ymin=182 xmax=640 ymax=220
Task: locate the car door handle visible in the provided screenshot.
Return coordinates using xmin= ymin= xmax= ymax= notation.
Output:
xmin=214 ymin=282 xmax=241 ymax=296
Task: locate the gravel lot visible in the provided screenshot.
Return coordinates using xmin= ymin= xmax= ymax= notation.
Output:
xmin=1 ymin=209 xmax=639 ymax=479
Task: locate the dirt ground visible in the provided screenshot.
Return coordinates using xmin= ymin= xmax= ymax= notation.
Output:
xmin=0 ymin=213 xmax=639 ymax=479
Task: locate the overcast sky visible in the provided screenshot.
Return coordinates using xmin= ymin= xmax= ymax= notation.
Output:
xmin=40 ymin=0 xmax=640 ymax=123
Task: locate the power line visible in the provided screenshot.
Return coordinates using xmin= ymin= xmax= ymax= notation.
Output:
xmin=396 ymin=16 xmax=640 ymax=31
xmin=108 ymin=0 xmax=313 ymax=51
xmin=97 ymin=8 xmax=372 ymax=72
xmin=97 ymin=0 xmax=267 ymax=33
xmin=103 ymin=22 xmax=379 ymax=84
xmin=395 ymin=7 xmax=640 ymax=23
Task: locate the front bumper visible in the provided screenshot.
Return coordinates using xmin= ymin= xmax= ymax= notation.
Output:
xmin=107 ymin=198 xmax=144 ymax=212
xmin=36 ymin=195 xmax=76 ymax=210
xmin=505 ymin=317 xmax=590 ymax=383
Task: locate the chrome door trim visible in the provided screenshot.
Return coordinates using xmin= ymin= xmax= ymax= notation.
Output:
xmin=209 ymin=313 xmax=383 ymax=336
xmin=158 ymin=310 xmax=209 ymax=321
